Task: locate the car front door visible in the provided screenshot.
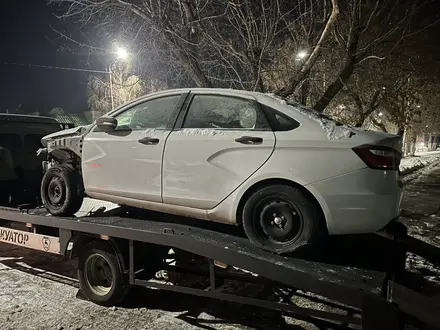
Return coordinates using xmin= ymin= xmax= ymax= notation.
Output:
xmin=162 ymin=92 xmax=276 ymax=209
xmin=82 ymin=93 xmax=186 ymax=203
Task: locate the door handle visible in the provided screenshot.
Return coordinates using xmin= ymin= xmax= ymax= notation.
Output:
xmin=234 ymin=136 xmax=263 ymax=144
xmin=138 ymin=137 xmax=160 ymax=145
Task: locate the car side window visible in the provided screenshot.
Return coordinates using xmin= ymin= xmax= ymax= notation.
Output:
xmin=113 ymin=95 xmax=181 ymax=130
xmin=261 ymin=104 xmax=300 ymax=131
xmin=182 ymin=95 xmax=270 ymax=130
xmin=0 ymin=133 xmax=21 ymax=156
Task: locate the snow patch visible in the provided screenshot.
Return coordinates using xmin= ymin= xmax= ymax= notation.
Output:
xmin=263 ymin=93 xmax=358 ymax=140
xmin=175 ymin=128 xmax=232 ymax=136
xmin=142 ymin=128 xmax=156 ymax=134
xmin=400 ymin=151 xmax=440 ymax=176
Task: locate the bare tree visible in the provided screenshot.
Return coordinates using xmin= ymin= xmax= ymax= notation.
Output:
xmin=88 ymin=62 xmax=145 ymax=115
xmin=325 ymin=74 xmax=385 ymax=127
xmin=312 ymin=0 xmax=434 ymax=112
xmin=49 ymin=0 xmax=437 ymax=120
xmin=275 ymin=0 xmax=340 ymax=98
xmin=200 ymin=0 xmax=320 ymax=92
xmin=49 ymin=0 xmax=216 ymax=87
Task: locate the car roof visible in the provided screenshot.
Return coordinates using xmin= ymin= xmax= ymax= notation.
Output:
xmin=137 ymin=88 xmax=259 ymax=99
xmin=0 ymin=113 xmax=60 ymax=124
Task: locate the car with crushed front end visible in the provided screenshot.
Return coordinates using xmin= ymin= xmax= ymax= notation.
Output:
xmin=38 ymin=88 xmax=403 ymax=254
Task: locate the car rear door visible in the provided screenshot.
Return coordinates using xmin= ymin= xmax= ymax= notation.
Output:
xmin=162 ymin=92 xmax=276 ymax=209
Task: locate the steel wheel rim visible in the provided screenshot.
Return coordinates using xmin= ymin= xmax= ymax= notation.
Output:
xmin=46 ymin=176 xmax=66 ymax=209
xmin=84 ymin=254 xmax=113 ymax=296
xmin=253 ymin=197 xmax=304 ymax=247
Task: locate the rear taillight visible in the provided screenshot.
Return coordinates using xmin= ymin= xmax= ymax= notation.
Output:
xmin=353 ymin=145 xmax=402 ymax=170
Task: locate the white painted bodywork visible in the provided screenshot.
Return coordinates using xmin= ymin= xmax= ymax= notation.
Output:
xmin=42 ymin=88 xmax=403 ymax=235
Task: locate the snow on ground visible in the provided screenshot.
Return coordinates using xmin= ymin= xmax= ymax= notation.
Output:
xmin=400 ymin=151 xmax=440 ymax=175
xmin=0 ymin=244 xmax=351 ymax=330
xmin=400 ymin=160 xmax=440 ymax=289
xmin=1 ymin=153 xmax=440 ymax=329
xmin=74 ymin=198 xmax=119 ymax=217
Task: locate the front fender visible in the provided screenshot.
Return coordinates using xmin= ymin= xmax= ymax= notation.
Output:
xmin=46 ymin=136 xmax=84 ymax=158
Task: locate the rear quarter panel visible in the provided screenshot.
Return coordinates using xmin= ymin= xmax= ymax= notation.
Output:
xmin=208 ymin=128 xmax=369 ymax=225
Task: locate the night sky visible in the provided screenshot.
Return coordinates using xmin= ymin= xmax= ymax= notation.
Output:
xmin=1 ymin=1 xmax=439 ymax=115
xmin=0 ymin=0 xmax=91 ymax=113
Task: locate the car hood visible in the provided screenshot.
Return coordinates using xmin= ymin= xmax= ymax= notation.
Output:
xmin=41 ymin=125 xmax=91 ymax=147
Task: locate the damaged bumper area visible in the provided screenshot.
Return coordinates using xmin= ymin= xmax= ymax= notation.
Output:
xmin=40 ymin=125 xmax=91 ymax=158
xmin=36 ymin=148 xmax=47 ymax=157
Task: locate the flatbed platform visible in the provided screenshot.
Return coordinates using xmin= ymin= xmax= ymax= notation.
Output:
xmin=0 ymin=205 xmax=439 ymax=329
xmin=0 ymin=206 xmax=384 ymax=308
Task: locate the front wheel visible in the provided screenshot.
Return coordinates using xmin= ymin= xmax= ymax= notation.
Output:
xmin=40 ymin=164 xmax=84 ymax=216
xmin=242 ymin=185 xmax=324 ymax=254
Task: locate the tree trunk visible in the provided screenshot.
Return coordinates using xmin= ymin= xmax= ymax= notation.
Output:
xmin=250 ymin=61 xmax=265 ymax=92
xmin=403 ymin=128 xmax=416 ymax=157
xmin=299 ymin=80 xmax=309 ymax=105
xmin=275 ymin=0 xmax=339 ymax=98
xmin=370 ymin=118 xmax=388 ymax=132
xmin=180 ymin=51 xmax=212 ymax=88
xmin=162 ymin=26 xmax=211 ymax=88
xmin=313 ymin=61 xmax=355 ymax=112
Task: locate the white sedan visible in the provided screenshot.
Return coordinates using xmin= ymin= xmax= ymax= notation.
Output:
xmin=39 ymin=88 xmax=403 ymax=253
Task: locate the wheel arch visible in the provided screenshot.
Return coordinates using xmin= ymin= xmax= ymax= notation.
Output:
xmin=235 ymin=178 xmax=329 ymax=233
xmin=69 ymin=234 xmax=127 ymax=273
xmin=48 ymin=148 xmax=81 ymax=165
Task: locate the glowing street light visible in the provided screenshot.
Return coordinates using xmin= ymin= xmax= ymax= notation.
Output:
xmin=295 ymin=50 xmax=308 ymax=61
xmin=116 ymin=46 xmax=129 ymax=60
xmin=378 ymin=112 xmax=383 ymax=117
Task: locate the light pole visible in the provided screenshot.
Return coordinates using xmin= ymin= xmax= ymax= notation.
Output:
xmin=109 ymin=46 xmax=129 ymax=110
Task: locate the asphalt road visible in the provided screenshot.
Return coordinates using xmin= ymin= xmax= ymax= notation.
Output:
xmin=0 ymin=165 xmax=439 ymax=330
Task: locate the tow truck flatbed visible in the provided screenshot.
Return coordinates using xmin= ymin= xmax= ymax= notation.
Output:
xmin=0 ymin=205 xmax=439 ymax=329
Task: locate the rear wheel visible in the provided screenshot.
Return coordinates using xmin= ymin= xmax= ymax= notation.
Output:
xmin=78 ymin=240 xmax=130 ymax=306
xmin=242 ymin=185 xmax=324 ymax=254
xmin=40 ymin=164 xmax=84 ymax=216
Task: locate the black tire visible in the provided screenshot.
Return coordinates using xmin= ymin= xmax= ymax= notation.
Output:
xmin=78 ymin=240 xmax=130 ymax=306
xmin=40 ymin=164 xmax=84 ymax=216
xmin=242 ymin=184 xmax=323 ymax=254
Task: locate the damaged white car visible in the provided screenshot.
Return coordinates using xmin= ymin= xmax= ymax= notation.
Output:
xmin=39 ymin=88 xmax=403 ymax=253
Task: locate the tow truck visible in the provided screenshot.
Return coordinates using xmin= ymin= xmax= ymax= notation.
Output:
xmin=0 ymin=203 xmax=439 ymax=330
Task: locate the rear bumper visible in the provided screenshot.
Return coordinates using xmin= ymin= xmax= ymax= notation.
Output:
xmin=307 ymin=168 xmax=403 ymax=235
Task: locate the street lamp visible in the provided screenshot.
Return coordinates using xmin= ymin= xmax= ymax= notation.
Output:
xmin=116 ymin=46 xmax=128 ymax=60
xmin=109 ymin=46 xmax=129 ymax=110
xmin=295 ymin=50 xmax=308 ymax=61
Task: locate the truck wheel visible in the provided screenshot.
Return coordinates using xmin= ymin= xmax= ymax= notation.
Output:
xmin=78 ymin=240 xmax=130 ymax=306
xmin=242 ymin=185 xmax=324 ymax=254
xmin=41 ymin=164 xmax=84 ymax=216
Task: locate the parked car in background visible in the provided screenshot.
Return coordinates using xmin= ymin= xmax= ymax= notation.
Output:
xmin=0 ymin=114 xmax=63 ymax=206
xmin=38 ymin=88 xmax=403 ymax=253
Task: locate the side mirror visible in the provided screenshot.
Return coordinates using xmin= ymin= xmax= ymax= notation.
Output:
xmin=96 ymin=117 xmax=117 ymax=132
